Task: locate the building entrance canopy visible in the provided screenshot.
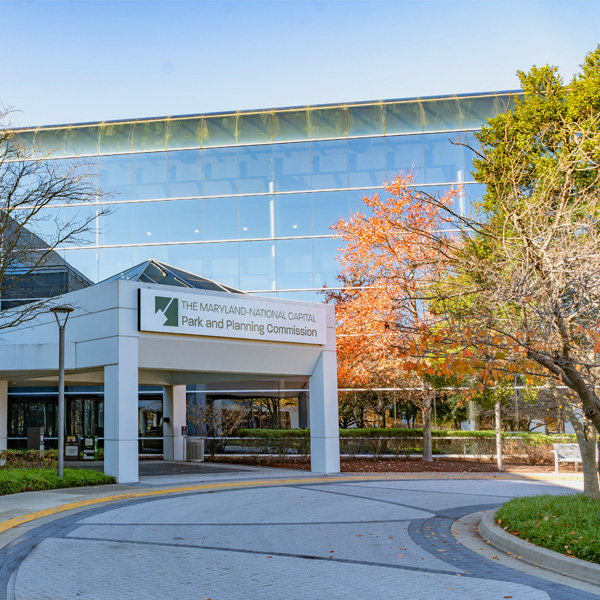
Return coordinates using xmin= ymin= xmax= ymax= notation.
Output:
xmin=0 ymin=263 xmax=339 ymax=482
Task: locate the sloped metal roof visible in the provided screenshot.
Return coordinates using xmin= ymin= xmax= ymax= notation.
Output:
xmin=98 ymin=259 xmax=245 ymax=294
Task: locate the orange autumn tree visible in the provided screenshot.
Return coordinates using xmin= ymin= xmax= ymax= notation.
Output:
xmin=334 ymin=280 xmax=407 ymax=428
xmin=331 ymin=176 xmax=462 ymax=459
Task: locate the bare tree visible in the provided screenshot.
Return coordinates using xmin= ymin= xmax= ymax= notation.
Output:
xmin=187 ymin=401 xmax=249 ymax=459
xmin=0 ymin=109 xmax=103 ymax=328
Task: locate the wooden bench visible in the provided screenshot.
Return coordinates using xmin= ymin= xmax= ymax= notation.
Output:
xmin=551 ymin=443 xmax=582 ymax=473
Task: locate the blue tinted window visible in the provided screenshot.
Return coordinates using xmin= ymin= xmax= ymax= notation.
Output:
xmin=63 ymin=248 xmax=99 ymax=283
xmin=168 ymin=199 xmax=202 ymax=242
xmin=238 ymin=145 xmax=274 ymax=194
xmin=463 ymin=183 xmax=486 ymax=216
xmin=311 ymin=140 xmax=348 ymax=190
xmin=313 ymin=237 xmax=340 ymax=289
xmin=348 ymin=137 xmax=386 ymax=188
xmin=62 ymin=204 xmax=98 ymax=247
xmin=99 ymin=124 xmax=133 ymax=154
xmin=421 ymin=98 xmax=461 ymax=132
xmin=98 ymin=203 xmax=132 ymax=246
xmin=167 ymin=243 xmax=203 ymax=275
xmin=133 ymin=121 xmax=167 ymax=152
xmin=276 ymin=238 xmax=313 ymax=289
xmin=203 ymin=116 xmax=236 ymax=147
xmin=416 ymin=184 xmax=474 ymax=222
xmin=384 ymin=102 xmax=423 ymax=135
xmin=424 ymin=133 xmax=465 ymax=183
xmin=54 ymin=157 xmax=99 ymax=193
xmin=349 ymin=188 xmax=380 ymax=217
xmin=66 ymin=127 xmax=100 ymax=156
xmin=237 ymin=113 xmax=272 ymax=145
xmin=463 ymin=131 xmax=477 ymax=182
xmin=275 ymin=193 xmax=312 ymax=237
xmin=386 ymin=135 xmax=425 ymax=184
xmin=348 ymin=104 xmax=384 ymax=136
xmin=240 ymin=241 xmax=276 ymax=291
xmin=203 ymin=197 xmax=238 ymax=241
xmin=310 ymin=107 xmax=347 ymax=139
xmin=273 ymin=110 xmax=309 ymax=142
xmin=274 ymin=142 xmax=311 ymax=192
xmin=460 ymin=95 xmax=503 ymax=129
xmin=203 ymin=147 xmax=237 ymax=196
xmin=312 ymin=191 xmax=349 ymax=235
xmin=99 ymin=154 xmax=132 ymax=201
xmin=203 ymin=242 xmax=239 ymax=288
xmin=33 ymin=207 xmax=64 ymax=246
xmin=133 ymin=152 xmax=167 ymax=200
xmin=168 ymin=150 xmax=202 ymax=198
xmin=239 ymin=196 xmax=272 ymax=239
xmin=277 ymin=290 xmax=316 ymax=302
xmin=98 ymin=247 xmax=133 ymax=281
xmin=132 ymin=244 xmax=168 ymax=264
xmin=132 ymin=201 xmax=168 ymax=244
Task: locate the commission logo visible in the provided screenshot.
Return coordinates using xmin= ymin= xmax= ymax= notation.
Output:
xmin=155 ymin=296 xmax=179 ymax=327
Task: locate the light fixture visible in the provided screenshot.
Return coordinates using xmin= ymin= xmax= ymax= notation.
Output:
xmin=50 ymin=305 xmax=74 ymax=478
xmin=50 ymin=306 xmax=74 ymax=328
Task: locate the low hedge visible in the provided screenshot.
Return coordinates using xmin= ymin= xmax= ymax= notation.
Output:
xmin=0 ymin=449 xmax=58 ymax=468
xmin=0 ymin=468 xmax=115 ymax=495
xmin=0 ymin=449 xmax=105 ymax=468
xmin=236 ymin=428 xmax=576 ymax=441
xmin=496 ymin=494 xmax=600 ymax=564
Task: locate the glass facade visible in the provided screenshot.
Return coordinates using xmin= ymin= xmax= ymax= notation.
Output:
xmin=4 ymin=92 xmax=522 ymax=439
xmin=15 ymin=91 xmax=517 ymax=303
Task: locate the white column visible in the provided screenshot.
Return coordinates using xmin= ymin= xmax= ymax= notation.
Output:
xmin=163 ymin=385 xmax=187 ymax=461
xmin=0 ymin=381 xmax=7 ymax=450
xmin=104 ymin=337 xmax=139 ymax=483
xmin=309 ymin=350 xmax=340 ymax=473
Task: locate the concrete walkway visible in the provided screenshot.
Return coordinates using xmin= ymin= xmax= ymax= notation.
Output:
xmin=0 ymin=466 xmax=596 ymax=600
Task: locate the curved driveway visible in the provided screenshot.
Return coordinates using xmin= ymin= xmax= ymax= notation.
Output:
xmin=2 ymin=477 xmax=596 ymax=600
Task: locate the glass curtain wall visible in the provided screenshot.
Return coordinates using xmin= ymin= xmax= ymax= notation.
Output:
xmin=16 ymin=91 xmax=515 ymax=303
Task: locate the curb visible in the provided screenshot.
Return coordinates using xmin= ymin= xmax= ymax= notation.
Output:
xmin=478 ymin=509 xmax=600 ymax=585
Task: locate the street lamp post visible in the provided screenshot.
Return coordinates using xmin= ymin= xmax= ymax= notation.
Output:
xmin=50 ymin=306 xmax=74 ymax=477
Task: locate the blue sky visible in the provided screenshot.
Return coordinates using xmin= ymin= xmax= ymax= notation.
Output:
xmin=4 ymin=0 xmax=599 ymax=127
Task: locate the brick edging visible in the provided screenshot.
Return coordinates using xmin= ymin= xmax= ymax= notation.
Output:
xmin=479 ymin=509 xmax=600 ymax=585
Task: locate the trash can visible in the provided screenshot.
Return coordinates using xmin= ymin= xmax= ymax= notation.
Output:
xmin=82 ymin=436 xmax=99 ymax=460
xmin=27 ymin=427 xmax=44 ymax=451
xmin=186 ymin=437 xmax=205 ymax=462
xmin=65 ymin=435 xmax=80 ymax=460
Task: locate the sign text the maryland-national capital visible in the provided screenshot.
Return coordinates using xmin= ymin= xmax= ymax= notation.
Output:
xmin=139 ymin=288 xmax=327 ymax=345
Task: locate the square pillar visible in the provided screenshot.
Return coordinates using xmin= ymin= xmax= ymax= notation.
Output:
xmin=0 ymin=381 xmax=7 ymax=450
xmin=309 ymin=350 xmax=340 ymax=473
xmin=104 ymin=337 xmax=139 ymax=483
xmin=163 ymin=385 xmax=187 ymax=461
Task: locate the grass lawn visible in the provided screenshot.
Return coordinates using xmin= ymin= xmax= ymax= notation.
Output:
xmin=0 ymin=468 xmax=115 ymax=495
xmin=495 ymin=494 xmax=600 ymax=564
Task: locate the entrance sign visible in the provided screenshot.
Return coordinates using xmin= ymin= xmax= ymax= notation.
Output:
xmin=138 ymin=288 xmax=327 ymax=345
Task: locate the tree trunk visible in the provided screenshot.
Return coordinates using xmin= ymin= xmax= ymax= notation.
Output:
xmin=422 ymin=380 xmax=433 ymax=462
xmin=495 ymin=401 xmax=503 ymax=472
xmin=563 ymin=403 xmax=600 ymax=500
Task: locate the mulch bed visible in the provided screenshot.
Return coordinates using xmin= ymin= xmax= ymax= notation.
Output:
xmin=208 ymin=455 xmax=568 ymax=473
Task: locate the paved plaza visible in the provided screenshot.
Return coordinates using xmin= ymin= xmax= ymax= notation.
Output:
xmin=0 ymin=473 xmax=597 ymax=599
